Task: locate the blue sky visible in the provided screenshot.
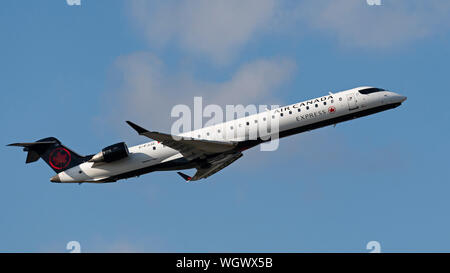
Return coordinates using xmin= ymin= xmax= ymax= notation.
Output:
xmin=1 ymin=0 xmax=450 ymax=252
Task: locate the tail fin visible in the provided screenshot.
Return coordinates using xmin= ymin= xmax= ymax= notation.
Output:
xmin=8 ymin=137 xmax=88 ymax=173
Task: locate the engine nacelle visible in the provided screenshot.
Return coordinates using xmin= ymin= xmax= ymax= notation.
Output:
xmin=89 ymin=142 xmax=129 ymax=163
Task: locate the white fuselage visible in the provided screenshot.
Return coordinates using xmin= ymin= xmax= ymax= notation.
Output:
xmin=57 ymin=86 xmax=406 ymax=183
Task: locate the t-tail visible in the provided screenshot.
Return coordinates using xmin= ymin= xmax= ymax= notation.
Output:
xmin=8 ymin=137 xmax=88 ymax=173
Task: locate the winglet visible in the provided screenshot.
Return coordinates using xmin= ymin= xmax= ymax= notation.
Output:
xmin=126 ymin=121 xmax=149 ymax=135
xmin=177 ymin=172 xmax=192 ymax=182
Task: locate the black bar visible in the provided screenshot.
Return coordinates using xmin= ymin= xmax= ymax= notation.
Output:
xmin=0 ymin=253 xmax=448 ymax=272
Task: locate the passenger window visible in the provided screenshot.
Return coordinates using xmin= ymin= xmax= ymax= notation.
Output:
xmin=280 ymin=113 xmax=284 ymax=117
xmin=323 ymin=102 xmax=327 ymax=105
xmin=306 ymin=106 xmax=309 ymax=110
xmin=289 ymin=111 xmax=292 ymax=114
xmin=298 ymin=108 xmax=301 ymax=112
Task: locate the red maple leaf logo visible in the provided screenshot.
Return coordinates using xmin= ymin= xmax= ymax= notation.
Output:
xmin=328 ymin=106 xmax=336 ymax=113
xmin=49 ymin=148 xmax=71 ymax=169
xmin=52 ymin=151 xmax=68 ymax=166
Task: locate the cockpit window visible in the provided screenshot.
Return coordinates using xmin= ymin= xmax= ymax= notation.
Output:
xmin=359 ymin=88 xmax=385 ymax=94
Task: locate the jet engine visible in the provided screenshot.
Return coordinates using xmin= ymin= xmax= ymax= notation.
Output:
xmin=89 ymin=142 xmax=129 ymax=163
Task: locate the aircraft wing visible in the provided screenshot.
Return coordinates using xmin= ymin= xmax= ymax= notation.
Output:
xmin=177 ymin=152 xmax=243 ymax=181
xmin=126 ymin=121 xmax=238 ymax=160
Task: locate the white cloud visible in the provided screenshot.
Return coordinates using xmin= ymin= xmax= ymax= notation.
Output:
xmin=97 ymin=0 xmax=450 ymax=138
xmin=128 ymin=0 xmax=277 ymax=64
xmin=126 ymin=0 xmax=450 ymax=59
xmin=101 ymin=52 xmax=296 ymax=133
xmin=296 ymin=0 xmax=450 ymax=48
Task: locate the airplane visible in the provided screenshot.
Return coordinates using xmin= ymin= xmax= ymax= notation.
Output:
xmin=8 ymin=86 xmax=406 ymax=184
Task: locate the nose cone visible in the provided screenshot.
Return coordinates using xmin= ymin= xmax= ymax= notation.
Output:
xmin=50 ymin=174 xmax=61 ymax=183
xmin=390 ymin=92 xmax=407 ymax=104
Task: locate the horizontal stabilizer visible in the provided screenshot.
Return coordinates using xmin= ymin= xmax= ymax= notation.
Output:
xmin=8 ymin=140 xmax=59 ymax=164
xmin=7 ymin=141 xmax=58 ymax=148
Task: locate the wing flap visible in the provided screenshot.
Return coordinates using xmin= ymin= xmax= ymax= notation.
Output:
xmin=126 ymin=121 xmax=238 ymax=160
xmin=192 ymin=152 xmax=243 ymax=181
xmin=178 ymin=152 xmax=243 ymax=182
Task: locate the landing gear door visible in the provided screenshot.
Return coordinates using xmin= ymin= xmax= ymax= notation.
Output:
xmin=346 ymin=93 xmax=359 ymax=111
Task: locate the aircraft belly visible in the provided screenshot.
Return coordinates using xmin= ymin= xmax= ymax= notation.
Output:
xmin=60 ymin=148 xmax=179 ymax=182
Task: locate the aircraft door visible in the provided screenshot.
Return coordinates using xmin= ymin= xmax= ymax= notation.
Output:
xmin=346 ymin=93 xmax=359 ymax=111
xmin=356 ymin=92 xmax=367 ymax=108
